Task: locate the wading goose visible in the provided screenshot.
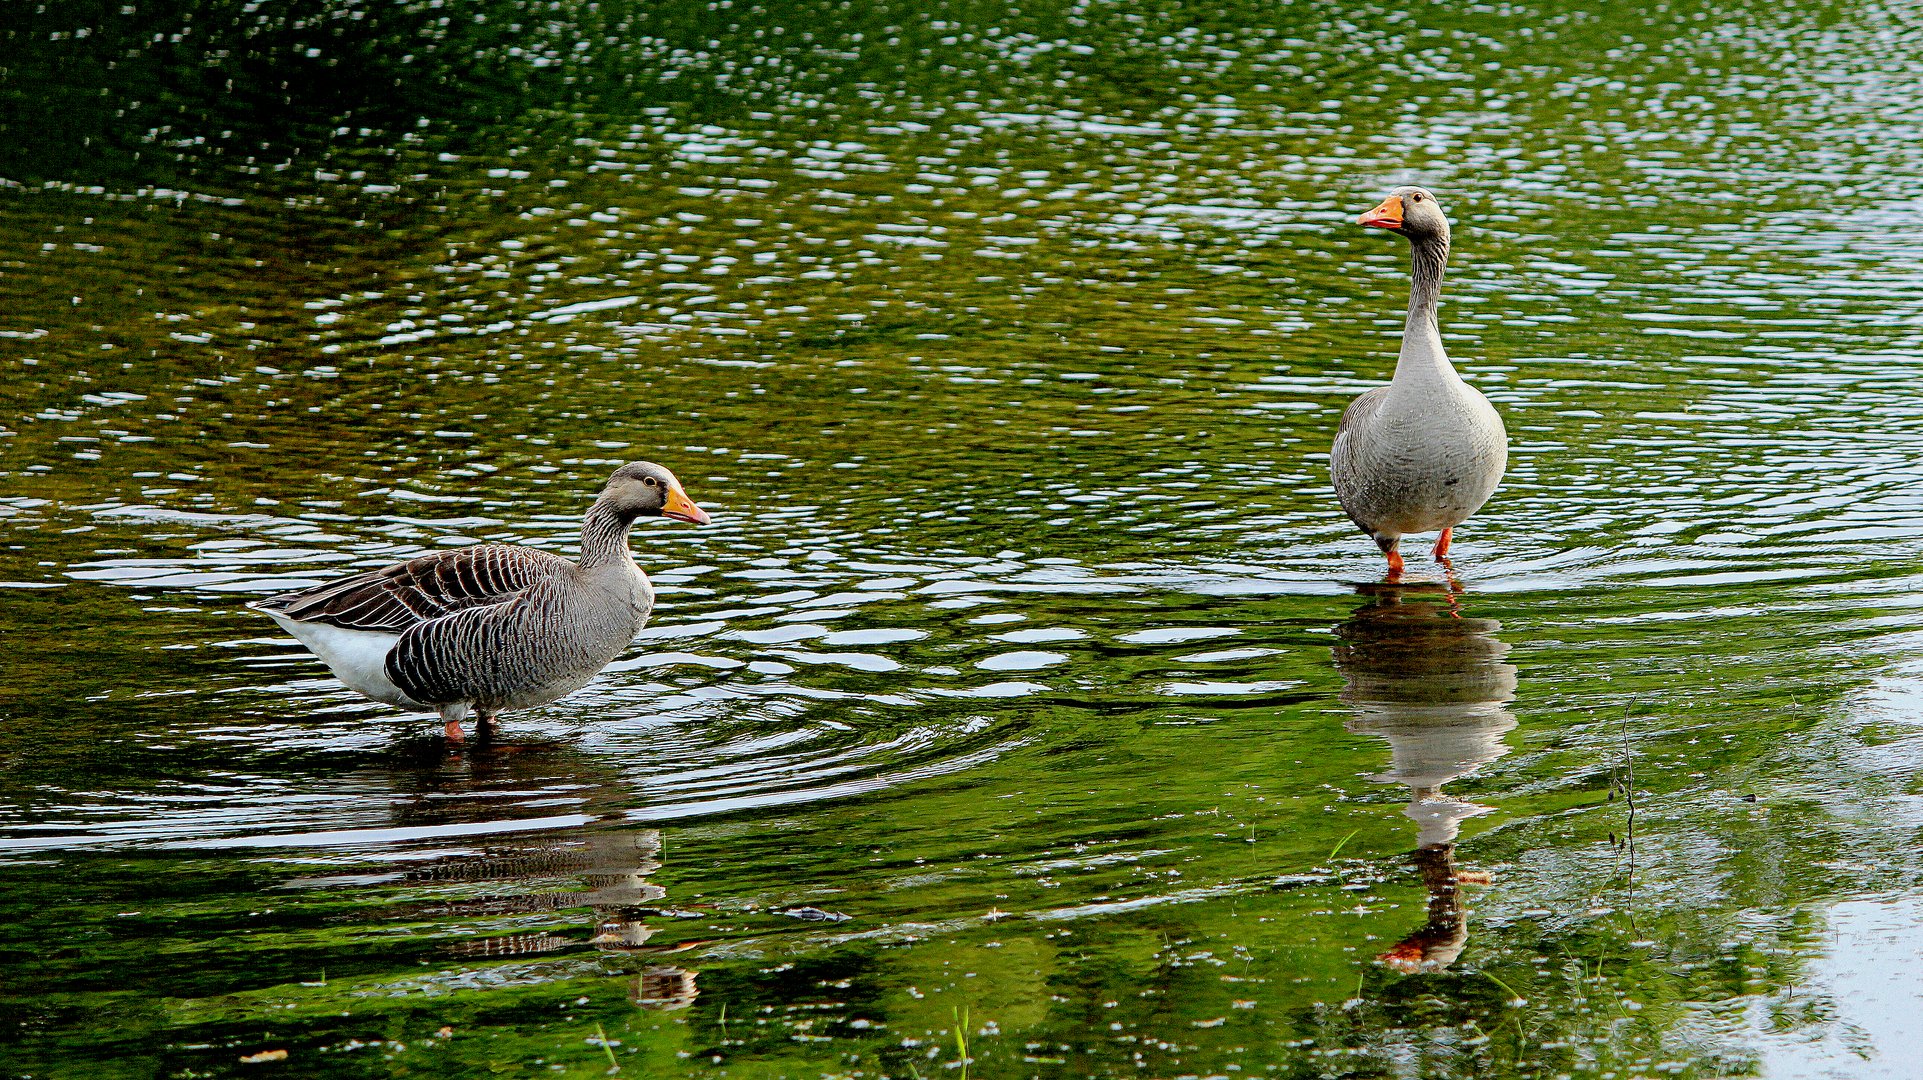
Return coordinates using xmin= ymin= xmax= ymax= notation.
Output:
xmin=1331 ymin=187 xmax=1507 ymax=578
xmin=252 ymin=462 xmax=710 ymax=743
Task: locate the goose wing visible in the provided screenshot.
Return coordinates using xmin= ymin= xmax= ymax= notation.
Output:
xmin=252 ymin=545 xmax=570 ymax=633
xmin=1330 ymin=385 xmax=1393 ymax=531
xmin=1333 ymin=385 xmax=1391 ymax=449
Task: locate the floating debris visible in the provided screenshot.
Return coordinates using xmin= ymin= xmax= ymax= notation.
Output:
xmin=775 ymin=906 xmax=852 ymax=922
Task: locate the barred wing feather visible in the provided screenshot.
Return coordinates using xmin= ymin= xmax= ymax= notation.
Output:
xmin=253 ymin=545 xmax=570 ymax=633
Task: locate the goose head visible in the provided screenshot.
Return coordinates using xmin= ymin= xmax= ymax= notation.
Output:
xmin=1358 ymin=186 xmax=1450 ymax=244
xmin=601 ymin=462 xmax=711 ymax=524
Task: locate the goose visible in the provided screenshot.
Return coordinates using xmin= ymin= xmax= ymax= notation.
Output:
xmin=252 ymin=462 xmax=710 ymax=743
xmin=1332 ymin=187 xmax=1507 ymax=578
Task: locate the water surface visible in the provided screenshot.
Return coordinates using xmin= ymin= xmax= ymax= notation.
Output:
xmin=7 ymin=0 xmax=1923 ymax=1076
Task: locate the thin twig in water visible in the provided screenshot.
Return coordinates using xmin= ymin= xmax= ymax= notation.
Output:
xmin=952 ymin=1005 xmax=971 ymax=1080
xmin=1619 ymin=704 xmax=1643 ymax=941
xmin=1482 ymin=970 xmax=1524 ymax=1004
xmin=1326 ymin=829 xmax=1360 ymax=864
xmin=594 ymin=1022 xmax=619 ymax=1074
xmin=1620 ymin=707 xmax=1637 ymax=886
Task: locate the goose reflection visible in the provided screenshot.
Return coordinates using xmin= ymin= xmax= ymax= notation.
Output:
xmin=406 ymin=821 xmax=701 ymax=1009
xmin=299 ymin=744 xmax=701 ymax=1008
xmin=1331 ymin=582 xmax=1516 ymax=973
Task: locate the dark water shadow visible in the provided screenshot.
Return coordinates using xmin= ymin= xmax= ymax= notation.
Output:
xmin=1331 ymin=581 xmax=1517 ymax=973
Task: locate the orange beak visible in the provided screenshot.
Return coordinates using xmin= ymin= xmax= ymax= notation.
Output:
xmin=661 ymin=482 xmax=711 ymax=525
xmin=1358 ymin=195 xmax=1404 ymax=230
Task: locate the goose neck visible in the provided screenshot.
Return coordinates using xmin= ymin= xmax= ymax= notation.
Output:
xmin=1393 ymin=232 xmax=1456 ymax=385
xmin=577 ymin=500 xmax=638 ymax=571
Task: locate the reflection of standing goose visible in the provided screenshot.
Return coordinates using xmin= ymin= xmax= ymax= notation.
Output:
xmin=1331 ymin=583 xmax=1516 ymax=972
xmin=1332 ymin=188 xmax=1507 ymax=579
xmin=295 ymin=744 xmax=703 ymax=1009
xmin=389 ymin=823 xmax=700 ymax=1006
xmin=252 ymin=462 xmax=709 ymax=742
xmin=392 ymin=747 xmax=700 ymax=999
xmin=418 ymin=828 xmax=668 ymax=955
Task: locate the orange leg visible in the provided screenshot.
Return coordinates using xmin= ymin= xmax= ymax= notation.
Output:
xmin=1433 ymin=527 xmax=1454 ymax=561
xmin=1375 ymin=534 xmax=1405 ymax=581
xmin=441 ymin=704 xmax=468 ymax=745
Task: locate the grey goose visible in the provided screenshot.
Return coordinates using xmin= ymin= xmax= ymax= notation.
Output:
xmin=252 ymin=462 xmax=710 ymax=742
xmin=1331 ymin=187 xmax=1507 ymax=579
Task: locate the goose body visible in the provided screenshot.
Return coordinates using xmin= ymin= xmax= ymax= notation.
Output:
xmin=253 ymin=462 xmax=709 ymax=741
xmin=1332 ymin=187 xmax=1506 ymax=576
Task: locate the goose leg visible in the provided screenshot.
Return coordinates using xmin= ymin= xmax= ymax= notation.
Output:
xmin=1375 ymin=534 xmax=1404 ymax=580
xmin=440 ymin=703 xmax=470 ymax=745
xmin=475 ymin=710 xmax=498 ymax=742
xmin=1433 ymin=527 xmax=1454 ymax=561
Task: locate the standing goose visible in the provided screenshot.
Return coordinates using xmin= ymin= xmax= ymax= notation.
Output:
xmin=1332 ymin=187 xmax=1507 ymax=579
xmin=252 ymin=462 xmax=710 ymax=743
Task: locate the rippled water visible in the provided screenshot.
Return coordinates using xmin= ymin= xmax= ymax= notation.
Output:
xmin=8 ymin=0 xmax=1923 ymax=1076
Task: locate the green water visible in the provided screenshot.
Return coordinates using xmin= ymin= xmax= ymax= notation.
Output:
xmin=7 ymin=0 xmax=1923 ymax=1076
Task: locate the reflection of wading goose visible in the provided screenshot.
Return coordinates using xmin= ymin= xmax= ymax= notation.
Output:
xmin=295 ymin=746 xmax=704 ymax=1007
xmin=424 ymin=827 xmax=702 ymax=1008
xmin=252 ymin=462 xmax=710 ymax=742
xmin=1332 ymin=188 xmax=1507 ymax=579
xmin=301 ymin=818 xmax=703 ymax=1008
xmin=1332 ymin=584 xmax=1517 ymax=973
